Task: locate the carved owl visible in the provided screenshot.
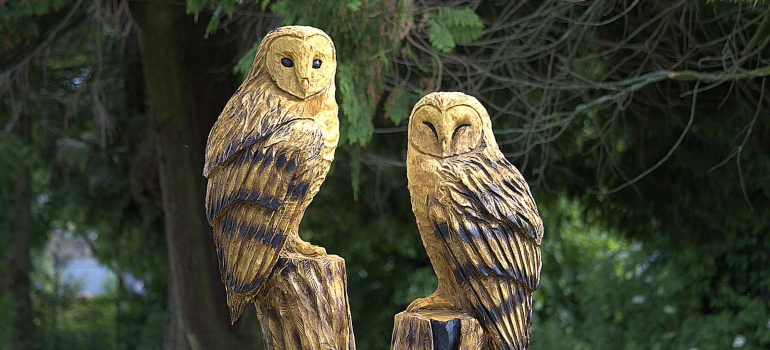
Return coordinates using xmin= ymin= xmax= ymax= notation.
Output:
xmin=203 ymin=26 xmax=338 ymax=324
xmin=406 ymin=92 xmax=543 ymax=350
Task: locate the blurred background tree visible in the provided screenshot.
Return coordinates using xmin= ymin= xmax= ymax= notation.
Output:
xmin=1 ymin=0 xmax=768 ymax=349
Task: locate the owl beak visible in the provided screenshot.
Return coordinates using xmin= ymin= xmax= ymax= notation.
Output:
xmin=440 ymin=137 xmax=448 ymax=153
xmin=296 ymin=67 xmax=310 ymax=98
xmin=301 ymin=78 xmax=310 ymax=96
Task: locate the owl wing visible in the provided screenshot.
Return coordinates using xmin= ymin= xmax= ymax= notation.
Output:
xmin=428 ymin=152 xmax=543 ymax=348
xmin=203 ymin=89 xmax=276 ymax=178
xmin=204 ymin=113 xmax=323 ymax=312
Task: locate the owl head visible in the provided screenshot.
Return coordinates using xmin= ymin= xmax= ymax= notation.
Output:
xmin=250 ymin=26 xmax=337 ymax=99
xmin=408 ymin=92 xmax=497 ymax=158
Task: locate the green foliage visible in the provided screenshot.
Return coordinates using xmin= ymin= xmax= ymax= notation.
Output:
xmin=185 ymin=0 xmax=243 ymax=37
xmin=0 ymin=131 xmax=35 ymax=185
xmin=532 ymin=197 xmax=770 ymax=350
xmin=1 ymin=0 xmax=169 ymax=347
xmin=337 ymin=63 xmax=376 ymax=145
xmin=383 ymin=87 xmax=414 ymax=125
xmin=426 ymin=7 xmax=484 ymax=53
xmin=29 ymin=250 xmax=166 ymax=350
xmin=233 ymin=41 xmax=259 ymax=78
xmin=0 ymin=0 xmax=72 ymax=57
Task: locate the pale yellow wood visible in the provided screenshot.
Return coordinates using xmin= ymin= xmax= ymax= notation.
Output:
xmin=202 ymin=25 xmax=354 ymax=348
xmin=391 ymin=310 xmax=484 ymax=350
xmin=403 ymin=92 xmax=544 ymax=350
xmin=255 ymin=254 xmax=355 ymax=350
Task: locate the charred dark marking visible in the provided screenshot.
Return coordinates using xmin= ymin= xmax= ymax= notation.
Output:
xmin=254 ymin=149 xmax=265 ymax=164
xmin=423 ymin=121 xmax=439 ymax=138
xmin=269 ymin=230 xmax=283 ymax=248
xmin=433 ymin=221 xmax=451 ymax=240
xmin=451 ymin=124 xmax=470 ymax=141
xmin=484 ymin=224 xmax=509 ymax=242
xmin=280 ymin=262 xmax=298 ymax=278
xmin=476 ymin=263 xmax=491 ymax=277
xmin=452 ymin=263 xmax=475 ymax=286
xmin=405 ymin=329 xmax=417 ymax=347
xmin=247 ymin=189 xmax=260 ymax=203
xmin=286 ymin=157 xmax=298 ymax=173
xmin=267 ymin=197 xmax=282 ymax=210
xmin=475 ymin=302 xmax=500 ymax=325
xmin=464 ymin=223 xmax=483 ymax=243
xmin=276 ymin=153 xmax=287 ymax=169
xmin=221 ymin=217 xmax=236 ymax=237
xmin=430 ymin=318 xmax=461 ymax=350
xmin=254 ymin=226 xmax=267 ymax=242
xmin=260 ymin=153 xmax=274 ymax=169
xmin=234 ymin=149 xmax=252 ymax=167
xmin=289 ymin=181 xmax=310 ymax=200
xmin=256 ymin=192 xmax=282 ymax=211
xmin=238 ymin=223 xmax=248 ymax=239
xmin=511 ymin=286 xmax=522 ymax=306
xmin=231 ymin=276 xmax=264 ymax=293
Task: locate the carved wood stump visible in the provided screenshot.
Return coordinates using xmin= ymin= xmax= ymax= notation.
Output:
xmin=254 ymin=254 xmax=355 ymax=350
xmin=391 ymin=310 xmax=484 ymax=350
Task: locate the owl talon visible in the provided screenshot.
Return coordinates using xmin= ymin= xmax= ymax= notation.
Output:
xmin=285 ymin=238 xmax=327 ymax=258
xmin=406 ymin=292 xmax=456 ymax=311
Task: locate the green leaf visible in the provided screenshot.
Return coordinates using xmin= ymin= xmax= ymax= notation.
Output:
xmin=203 ymin=6 xmax=223 ymax=38
xmin=337 ymin=63 xmax=374 ymax=145
xmin=384 ymin=87 xmax=412 ymax=125
xmin=426 ymin=17 xmax=455 ymax=53
xmin=233 ymin=41 xmax=259 ymax=78
xmin=347 ymin=0 xmax=362 ymax=11
xmin=426 ymin=7 xmax=484 ymax=53
xmin=440 ymin=7 xmax=483 ymax=44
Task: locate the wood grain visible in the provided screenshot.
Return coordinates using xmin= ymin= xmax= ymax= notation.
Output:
xmin=391 ymin=310 xmax=484 ymax=350
xmin=405 ymin=92 xmax=544 ymax=350
xmin=203 ymin=25 xmax=339 ymax=324
xmin=255 ymin=254 xmax=355 ymax=350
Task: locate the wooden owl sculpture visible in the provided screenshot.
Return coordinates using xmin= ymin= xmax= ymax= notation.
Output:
xmin=406 ymin=92 xmax=543 ymax=350
xmin=203 ymin=26 xmax=338 ymax=324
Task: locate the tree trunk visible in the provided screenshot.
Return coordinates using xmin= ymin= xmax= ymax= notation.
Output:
xmin=128 ymin=1 xmax=257 ymax=348
xmin=3 ymin=113 xmax=35 ymax=350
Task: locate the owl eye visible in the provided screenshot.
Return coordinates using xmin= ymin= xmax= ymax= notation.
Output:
xmin=422 ymin=121 xmax=438 ymax=138
xmin=452 ymin=124 xmax=471 ymax=140
xmin=281 ymin=58 xmax=294 ymax=68
xmin=312 ymin=59 xmax=322 ymax=69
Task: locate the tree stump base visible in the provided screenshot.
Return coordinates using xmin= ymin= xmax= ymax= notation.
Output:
xmin=391 ymin=309 xmax=484 ymax=350
xmin=254 ymin=253 xmax=355 ymax=350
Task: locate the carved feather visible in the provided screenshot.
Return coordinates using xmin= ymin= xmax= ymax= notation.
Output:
xmin=203 ymin=26 xmax=338 ymax=324
xmin=405 ymin=91 xmax=543 ymax=350
xmin=427 ymin=151 xmax=542 ymax=349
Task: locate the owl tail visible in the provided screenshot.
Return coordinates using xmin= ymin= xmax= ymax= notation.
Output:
xmin=489 ymin=281 xmax=533 ymax=350
xmin=226 ymin=289 xmax=250 ymax=324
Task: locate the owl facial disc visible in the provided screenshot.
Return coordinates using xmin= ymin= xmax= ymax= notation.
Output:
xmin=409 ymin=102 xmax=483 ymax=158
xmin=265 ymin=33 xmax=336 ymax=99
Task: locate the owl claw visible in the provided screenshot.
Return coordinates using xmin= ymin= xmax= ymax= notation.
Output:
xmin=406 ymin=292 xmax=456 ymax=311
xmin=284 ymin=238 xmax=327 ymax=258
